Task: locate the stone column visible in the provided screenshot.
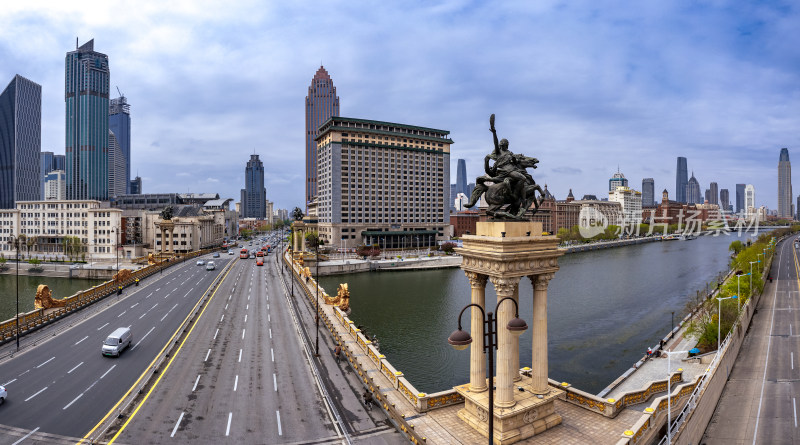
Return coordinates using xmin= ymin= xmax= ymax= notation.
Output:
xmin=169 ymin=229 xmax=175 ymax=253
xmin=160 ymin=227 xmax=166 ymax=253
xmin=301 ymin=229 xmax=306 ymax=252
xmin=512 ymin=284 xmax=521 ymax=382
xmin=531 ymin=273 xmax=554 ymax=394
xmin=491 ymin=276 xmax=520 ymax=408
xmin=465 ymin=271 xmax=488 ymax=392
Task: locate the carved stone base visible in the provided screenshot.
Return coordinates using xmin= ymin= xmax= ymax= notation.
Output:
xmin=454 ymin=380 xmax=563 ymax=445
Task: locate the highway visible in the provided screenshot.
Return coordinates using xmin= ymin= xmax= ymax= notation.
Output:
xmin=703 ymin=234 xmax=800 ymax=444
xmin=0 ymin=252 xmax=232 ymax=443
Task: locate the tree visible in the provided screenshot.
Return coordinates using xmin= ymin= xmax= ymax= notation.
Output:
xmin=356 ymin=244 xmax=381 ymax=258
xmin=292 ymin=207 xmax=304 ymax=221
xmin=729 ymin=240 xmax=744 ymax=256
xmin=0 ymin=254 xmax=6 ymax=269
xmin=556 ymin=227 xmax=570 ymax=242
xmin=440 ymin=242 xmax=456 ymax=254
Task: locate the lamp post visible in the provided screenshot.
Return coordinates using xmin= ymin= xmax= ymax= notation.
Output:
xmin=735 ymin=273 xmax=747 ymax=313
xmin=7 ymin=235 xmax=23 ymax=350
xmin=313 ymin=236 xmax=325 ymax=357
xmin=448 ymin=297 xmax=528 ymax=445
xmin=749 ymin=260 xmax=759 ymax=295
xmin=717 ymin=295 xmax=738 ymax=352
xmin=662 ymin=349 xmax=689 ymax=445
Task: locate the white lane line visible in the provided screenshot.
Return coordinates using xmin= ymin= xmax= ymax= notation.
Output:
xmin=100 ymin=365 xmax=117 ymax=379
xmin=117 ymin=310 xmax=127 ymax=318
xmin=276 ymin=410 xmax=282 ymax=435
xmin=246 ymin=304 xmax=248 ymax=310
xmin=155 ymin=288 xmax=161 ymax=292
xmin=220 ymin=314 xmax=224 ymax=322
xmin=234 ymin=375 xmax=239 ymax=391
xmin=205 ymin=349 xmax=212 ymax=361
xmin=238 ymin=348 xmax=243 ymax=362
xmin=795 ymin=398 xmax=798 ymax=427
xmin=67 ymin=362 xmax=84 ymax=374
xmin=160 ymin=303 xmax=179 ymax=322
xmin=63 ymin=392 xmax=83 ymax=410
xmin=2 ymin=378 xmax=17 ymax=386
xmin=244 ymin=314 xmax=247 ymax=323
xmin=793 ymin=352 xmax=795 ymax=370
xmin=12 ymin=427 xmax=40 ymax=445
xmin=183 ymin=291 xmax=191 ymax=298
xmin=145 ymin=292 xmax=153 ymax=299
xmin=130 ymin=302 xmax=139 ymax=309
xmin=25 ymin=387 xmax=48 ymax=401
xmin=171 ymin=412 xmax=185 ymax=438
xmin=132 ymin=327 xmax=155 ymax=350
xmin=273 ymin=373 xmax=277 ymax=391
xmin=267 ymin=303 xmax=269 ymax=311
xmin=192 ymin=375 xmax=201 ymax=391
xmin=242 ymin=328 xmax=246 ymax=339
xmin=226 ymin=412 xmax=233 ymax=436
xmin=225 ymin=303 xmax=228 ymax=310
xmin=214 ymin=329 xmax=219 ymax=340
xmin=36 ymin=357 xmax=55 ymax=368
xmin=74 ymin=335 xmax=89 ymax=346
xmin=229 ymin=295 xmax=232 ymax=301
xmin=97 ymin=322 xmax=109 ymax=331
xmin=269 ymin=328 xmax=272 ymax=339
xmin=271 ymin=348 xmax=274 ymax=362
xmin=268 ymin=314 xmax=271 ymax=323
xmin=248 ymin=294 xmax=250 ymax=300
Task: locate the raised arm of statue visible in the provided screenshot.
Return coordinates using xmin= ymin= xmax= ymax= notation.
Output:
xmin=490 ymin=114 xmax=500 ymax=155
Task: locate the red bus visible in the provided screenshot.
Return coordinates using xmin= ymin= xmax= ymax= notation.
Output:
xmin=239 ymin=248 xmax=249 ymax=259
xmin=256 ymin=251 xmax=264 ymax=258
xmin=256 ymin=257 xmax=264 ymax=266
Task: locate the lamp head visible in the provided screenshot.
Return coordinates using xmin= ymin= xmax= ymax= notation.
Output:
xmin=448 ymin=328 xmax=472 ymax=351
xmin=507 ymin=316 xmax=528 ymax=337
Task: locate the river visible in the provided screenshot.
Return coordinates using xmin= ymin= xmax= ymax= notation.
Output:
xmin=0 ymin=273 xmax=104 ymax=322
xmin=320 ymin=232 xmax=763 ymax=395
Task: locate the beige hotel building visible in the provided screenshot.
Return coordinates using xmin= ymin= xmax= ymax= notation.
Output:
xmin=315 ymin=117 xmax=451 ymax=249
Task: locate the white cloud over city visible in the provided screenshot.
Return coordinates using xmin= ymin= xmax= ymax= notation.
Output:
xmin=0 ymin=1 xmax=797 ymax=211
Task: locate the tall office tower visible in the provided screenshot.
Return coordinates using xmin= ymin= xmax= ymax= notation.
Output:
xmin=796 ymin=196 xmax=800 ymax=221
xmin=609 ymin=170 xmax=628 ymax=191
xmin=305 ymin=66 xmax=339 ymax=209
xmin=704 ymin=189 xmax=711 ymax=204
xmin=40 ymin=151 xmax=54 ymax=199
xmin=65 ymin=39 xmax=110 ymax=201
xmin=315 ymin=117 xmax=451 ymax=248
xmin=0 ymin=75 xmax=42 ymax=209
xmin=240 ymin=154 xmax=266 ymax=218
xmin=129 ymin=176 xmax=142 ymax=194
xmin=53 ymin=154 xmax=65 ymax=171
xmin=107 ymin=130 xmax=126 ymax=197
xmin=109 ymin=95 xmax=131 ymax=193
xmin=736 ymin=183 xmax=745 ymax=214
xmin=456 ymin=158 xmax=468 ymax=196
xmin=778 ymin=148 xmax=793 ymax=219
xmin=720 ymin=189 xmax=730 ymax=212
xmin=686 ymin=172 xmax=702 ymax=204
xmin=745 ymin=184 xmax=755 ymax=215
xmin=676 ymin=157 xmax=688 ymax=203
xmin=642 ymin=178 xmax=655 ymax=206
xmin=449 ymin=184 xmax=457 ymax=211
xmin=709 ymin=182 xmax=719 ymax=205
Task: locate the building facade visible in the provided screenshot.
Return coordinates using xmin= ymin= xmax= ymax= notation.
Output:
xmin=720 ymin=188 xmax=730 ymax=212
xmin=240 ymin=154 xmax=266 ymax=218
xmin=0 ymin=75 xmax=41 ymax=209
xmin=456 ymin=158 xmax=468 ymax=197
xmin=108 ymin=130 xmax=127 ymax=198
xmin=676 ymin=156 xmax=688 ymax=203
xmin=305 ymin=66 xmax=340 ymax=208
xmin=778 ymin=148 xmax=793 ymax=219
xmin=642 ymin=178 xmax=655 ymax=207
xmin=736 ymin=184 xmax=745 ymax=214
xmin=315 ymin=117 xmax=451 ymax=248
xmin=609 ymin=171 xmax=628 ymax=192
xmin=709 ymin=182 xmax=719 ymax=206
xmin=686 ymin=172 xmax=702 ymax=204
xmin=745 ymin=184 xmax=755 ymax=215
xmin=109 ymin=95 xmax=131 ymax=194
xmin=65 ymin=39 xmax=110 ymax=201
xmin=129 ymin=176 xmax=142 ymax=194
xmin=609 ymin=186 xmax=643 ymax=225
xmin=45 ymin=170 xmax=66 ymax=200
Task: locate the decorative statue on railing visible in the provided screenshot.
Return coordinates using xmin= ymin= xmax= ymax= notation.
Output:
xmin=34 ymin=285 xmax=67 ymax=310
xmin=337 ymin=283 xmax=351 ymax=314
xmin=464 ymin=114 xmax=546 ymax=220
xmin=113 ymin=269 xmax=132 ymax=282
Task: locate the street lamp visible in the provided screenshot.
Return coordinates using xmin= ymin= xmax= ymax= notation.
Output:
xmin=749 ymin=260 xmax=760 ymax=296
xmin=661 ymin=349 xmax=689 ymax=445
xmin=735 ymin=273 xmax=748 ymax=313
xmin=448 ymin=297 xmax=528 ymax=445
xmin=7 ymin=235 xmax=23 ymax=350
xmin=314 ymin=236 xmax=325 ymax=357
xmin=717 ymin=295 xmax=738 ymax=352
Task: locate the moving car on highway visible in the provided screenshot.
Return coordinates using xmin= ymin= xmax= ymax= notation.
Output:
xmin=196 ymin=259 xmax=205 ymax=266
xmin=102 ymin=327 xmax=132 ymax=357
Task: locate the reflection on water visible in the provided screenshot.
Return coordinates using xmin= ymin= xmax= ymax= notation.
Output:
xmin=0 ymin=274 xmax=104 ymax=321
xmin=320 ymin=232 xmax=759 ymax=394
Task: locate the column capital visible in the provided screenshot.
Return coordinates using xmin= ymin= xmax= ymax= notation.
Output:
xmin=530 ymin=273 xmax=555 ymax=290
xmin=464 ymin=271 xmax=488 ymax=288
xmin=490 ymin=276 xmax=520 ymax=297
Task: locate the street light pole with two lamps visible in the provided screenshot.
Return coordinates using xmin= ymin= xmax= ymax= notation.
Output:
xmin=661 ymin=349 xmax=689 ymax=444
xmin=717 ymin=295 xmax=738 ymax=352
xmin=7 ymin=235 xmax=23 ymax=350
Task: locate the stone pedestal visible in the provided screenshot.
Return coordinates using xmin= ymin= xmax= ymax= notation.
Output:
xmin=454 ymin=221 xmax=563 ymax=444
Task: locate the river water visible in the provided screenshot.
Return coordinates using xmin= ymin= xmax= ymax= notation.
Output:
xmin=0 ymin=273 xmax=104 ymax=322
xmin=320 ymin=232 xmax=762 ymax=395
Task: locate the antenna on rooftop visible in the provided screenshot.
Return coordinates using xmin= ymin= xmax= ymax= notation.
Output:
xmin=116 ymin=86 xmax=124 ymax=98
xmin=76 ymin=37 xmax=78 ymax=49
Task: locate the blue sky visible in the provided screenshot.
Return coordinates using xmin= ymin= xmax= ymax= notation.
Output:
xmin=0 ymin=1 xmax=797 ymax=211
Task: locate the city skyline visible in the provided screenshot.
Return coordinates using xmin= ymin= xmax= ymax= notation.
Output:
xmin=0 ymin=3 xmax=797 ymax=210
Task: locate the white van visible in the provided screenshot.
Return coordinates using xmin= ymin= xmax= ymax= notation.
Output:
xmin=206 ymin=261 xmax=216 ymax=271
xmin=102 ymin=327 xmax=132 ymax=357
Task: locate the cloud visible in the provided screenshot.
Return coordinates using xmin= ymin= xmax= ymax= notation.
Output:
xmin=552 ymin=167 xmax=583 ymax=175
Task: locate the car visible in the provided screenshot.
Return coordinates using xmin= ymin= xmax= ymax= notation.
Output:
xmin=102 ymin=327 xmax=132 ymax=357
xmin=213 ymin=252 xmax=220 ymax=258
xmin=0 ymin=385 xmax=6 ymax=404
xmin=196 ymin=260 xmax=205 ymax=266
xmin=206 ymin=261 xmax=216 ymax=271
xmin=228 ymin=250 xmax=234 ymax=255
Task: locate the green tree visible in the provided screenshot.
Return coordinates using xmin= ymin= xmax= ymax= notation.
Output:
xmin=440 ymin=242 xmax=456 ymax=254
xmin=729 ymin=240 xmax=744 ymax=256
xmin=556 ymin=227 xmax=570 ymax=241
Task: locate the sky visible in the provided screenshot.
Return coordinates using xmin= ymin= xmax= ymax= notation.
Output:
xmin=0 ymin=1 xmax=798 ymax=212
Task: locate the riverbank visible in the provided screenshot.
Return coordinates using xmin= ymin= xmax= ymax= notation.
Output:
xmin=312 ymin=254 xmax=462 ymax=276
xmin=0 ymin=259 xmax=147 ymax=279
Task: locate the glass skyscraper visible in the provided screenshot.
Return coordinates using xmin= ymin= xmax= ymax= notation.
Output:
xmin=736 ymin=183 xmax=745 ymax=214
xmin=642 ymin=178 xmax=655 ymax=207
xmin=676 ymin=157 xmax=688 ymax=203
xmin=240 ymin=154 xmax=266 ymax=218
xmin=0 ymin=75 xmax=41 ymax=209
xmin=65 ymin=39 xmax=110 ymax=201
xmin=686 ymin=172 xmax=702 ymax=204
xmin=778 ymin=148 xmax=793 ymax=219
xmin=109 ymin=95 xmax=131 ymax=193
xmin=456 ymin=158 xmax=468 ymax=197
xmin=709 ymin=182 xmax=719 ymax=205
xmin=305 ymin=66 xmax=339 ymax=209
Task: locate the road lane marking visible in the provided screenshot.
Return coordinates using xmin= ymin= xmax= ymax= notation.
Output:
xmin=268 ymin=314 xmax=271 ymax=323
xmin=36 ymin=357 xmax=55 ymax=368
xmin=234 ymin=375 xmax=238 ymax=391
xmin=75 ymin=335 xmax=89 ymax=346
xmin=117 ymin=310 xmax=127 ymax=318
xmin=97 ymin=322 xmax=109 ymax=331
xmin=276 ymin=410 xmax=282 ymax=435
xmin=246 ymin=304 xmax=248 ymax=310
xmin=269 ymin=328 xmax=272 ymax=339
xmin=63 ymin=392 xmax=84 ymax=410
xmin=101 ymin=365 xmax=117 ymax=379
xmin=244 ymin=314 xmax=247 ymax=323
xmin=214 ymin=329 xmax=219 ymax=340
xmin=248 ymin=294 xmax=250 ymax=300
xmin=171 ymin=412 xmax=185 ymax=438
xmin=220 ymin=315 xmax=224 ymax=322
xmin=183 ymin=291 xmax=191 ymax=298
xmin=12 ymin=427 xmax=40 ymax=445
xmin=25 ymin=387 xmax=48 ymax=401
xmin=130 ymin=303 xmax=139 ymax=308
xmin=225 ymin=303 xmax=228 ymax=310
xmin=226 ymin=412 xmax=232 ymax=436
xmin=795 ymin=398 xmax=798 ymax=427
xmin=192 ymin=375 xmax=200 ymax=391
xmin=205 ymin=349 xmax=211 ymax=361
xmin=2 ymin=378 xmax=16 ymax=386
xmin=238 ymin=349 xmax=242 ymax=362
xmin=242 ymin=328 xmax=246 ymax=339
xmin=160 ymin=303 xmax=179 ymax=322
xmin=271 ymin=348 xmax=274 ymax=362
xmin=145 ymin=292 xmax=153 ymax=299
xmin=273 ymin=373 xmax=277 ymax=391
xmin=267 ymin=303 xmax=269 ymax=311
xmin=132 ymin=327 xmax=155 ymax=351
xmin=68 ymin=362 xmax=84 ymax=374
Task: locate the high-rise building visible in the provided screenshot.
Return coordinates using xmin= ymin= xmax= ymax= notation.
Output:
xmin=40 ymin=151 xmax=54 ymax=199
xmin=642 ymin=178 xmax=655 ymax=207
xmin=108 ymin=130 xmax=127 ymax=197
xmin=44 ymin=170 xmax=65 ymax=200
xmin=745 ymin=184 xmax=756 ymax=215
xmin=0 ymin=75 xmax=41 ymax=209
xmin=609 ymin=170 xmax=628 ymax=191
xmin=676 ymin=157 xmax=688 ymax=203
xmin=240 ymin=154 xmax=266 ymax=218
xmin=315 ymin=117 xmax=451 ymax=248
xmin=720 ymin=189 xmax=730 ymax=212
xmin=53 ymin=154 xmax=65 ymax=171
xmin=709 ymin=182 xmax=719 ymax=205
xmin=305 ymin=66 xmax=339 ymax=209
xmin=778 ymin=148 xmax=793 ymax=219
xmin=129 ymin=176 xmax=142 ymax=194
xmin=686 ymin=172 xmax=702 ymax=204
xmin=796 ymin=196 xmax=800 ymax=221
xmin=109 ymin=95 xmax=131 ymax=193
xmin=65 ymin=39 xmax=110 ymax=201
xmin=736 ymin=184 xmax=745 ymax=214
xmin=456 ymin=158 xmax=468 ymax=197
xmin=704 ymin=189 xmax=711 ymax=204
xmin=609 ymin=186 xmax=643 ymax=225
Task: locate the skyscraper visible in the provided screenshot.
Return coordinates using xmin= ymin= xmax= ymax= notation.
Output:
xmin=704 ymin=189 xmax=711 ymax=204
xmin=736 ymin=184 xmax=745 ymax=214
xmin=40 ymin=151 xmax=54 ymax=199
xmin=240 ymin=154 xmax=266 ymax=218
xmin=609 ymin=170 xmax=628 ymax=191
xmin=745 ymin=184 xmax=755 ymax=214
xmin=109 ymin=95 xmax=131 ymax=193
xmin=686 ymin=172 xmax=702 ymax=204
xmin=53 ymin=154 xmax=65 ymax=171
xmin=456 ymin=158 xmax=468 ymax=197
xmin=778 ymin=148 xmax=793 ymax=219
xmin=129 ymin=176 xmax=142 ymax=194
xmin=709 ymin=182 xmax=719 ymax=206
xmin=108 ymin=130 xmax=126 ymax=197
xmin=676 ymin=157 xmax=688 ymax=203
xmin=720 ymin=189 xmax=730 ymax=212
xmin=0 ymin=75 xmax=41 ymax=209
xmin=642 ymin=178 xmax=655 ymax=207
xmin=65 ymin=39 xmax=110 ymax=201
xmin=305 ymin=66 xmax=339 ymax=209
